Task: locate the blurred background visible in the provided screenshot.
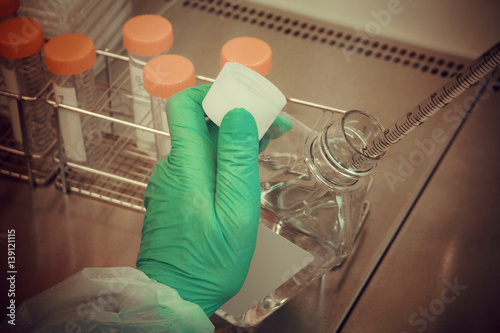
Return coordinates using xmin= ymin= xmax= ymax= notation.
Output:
xmin=1 ymin=0 xmax=499 ymax=331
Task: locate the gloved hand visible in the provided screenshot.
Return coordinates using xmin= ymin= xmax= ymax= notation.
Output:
xmin=136 ymin=84 xmax=261 ymax=317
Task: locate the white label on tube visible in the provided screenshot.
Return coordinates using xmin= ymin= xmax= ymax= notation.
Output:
xmin=220 ymin=224 xmax=314 ymax=317
xmin=2 ymin=67 xmax=22 ymax=144
xmin=129 ymin=62 xmax=154 ymax=149
xmin=129 ymin=64 xmax=145 ymax=94
xmin=54 ymin=85 xmax=87 ymax=162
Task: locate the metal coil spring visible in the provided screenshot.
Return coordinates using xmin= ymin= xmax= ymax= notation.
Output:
xmin=365 ymin=41 xmax=500 ymax=159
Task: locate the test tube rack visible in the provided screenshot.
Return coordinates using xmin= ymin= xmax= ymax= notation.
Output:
xmin=0 ymin=50 xmax=347 ymax=212
xmin=0 ymin=79 xmax=58 ymax=187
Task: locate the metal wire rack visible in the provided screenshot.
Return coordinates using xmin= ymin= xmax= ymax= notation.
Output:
xmin=0 ymin=80 xmax=58 ymax=187
xmin=49 ymin=51 xmax=159 ymax=211
xmin=2 ymin=50 xmax=347 ymax=212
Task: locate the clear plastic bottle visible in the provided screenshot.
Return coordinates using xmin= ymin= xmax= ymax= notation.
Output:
xmin=143 ymin=54 xmax=195 ymax=159
xmin=220 ymin=110 xmax=385 ymax=326
xmin=0 ymin=17 xmax=54 ymax=155
xmin=122 ymin=15 xmax=173 ymax=152
xmin=44 ymin=33 xmax=102 ymax=166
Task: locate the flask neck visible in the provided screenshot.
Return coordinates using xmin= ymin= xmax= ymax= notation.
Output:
xmin=306 ymin=110 xmax=385 ymax=189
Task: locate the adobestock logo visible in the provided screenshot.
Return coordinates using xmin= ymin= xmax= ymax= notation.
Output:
xmin=5 ymin=17 xmax=41 ymax=55
xmin=384 ymin=128 xmax=448 ymax=192
xmin=401 ymin=277 xmax=467 ymax=333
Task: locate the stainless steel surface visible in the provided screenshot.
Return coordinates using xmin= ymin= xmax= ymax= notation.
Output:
xmin=247 ymin=0 xmax=500 ymax=59
xmin=0 ymin=0 xmax=499 ymax=331
xmin=341 ymin=76 xmax=500 ymax=333
xmin=0 ymin=177 xmax=144 ymax=316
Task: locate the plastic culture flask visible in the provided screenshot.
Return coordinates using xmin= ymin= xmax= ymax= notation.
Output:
xmin=123 ymin=15 xmax=173 ymax=152
xmin=0 ymin=17 xmax=53 ymax=155
xmin=44 ymin=33 xmax=103 ymax=166
xmin=143 ymin=54 xmax=195 ymax=159
xmin=220 ymin=110 xmax=385 ymax=326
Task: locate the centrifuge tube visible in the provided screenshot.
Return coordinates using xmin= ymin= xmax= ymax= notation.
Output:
xmin=0 ymin=17 xmax=54 ymax=155
xmin=44 ymin=33 xmax=103 ymax=166
xmin=143 ymin=54 xmax=195 ymax=159
xmin=123 ymin=15 xmax=173 ymax=152
xmin=0 ymin=0 xmax=20 ymax=114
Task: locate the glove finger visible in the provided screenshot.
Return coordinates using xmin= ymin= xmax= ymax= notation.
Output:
xmin=165 ymin=85 xmax=216 ymax=188
xmin=215 ymin=108 xmax=260 ymax=244
xmin=166 ymin=84 xmax=212 ymax=145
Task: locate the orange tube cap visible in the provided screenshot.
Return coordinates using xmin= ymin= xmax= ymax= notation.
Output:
xmin=123 ymin=15 xmax=173 ymax=56
xmin=221 ymin=37 xmax=272 ymax=76
xmin=144 ymin=54 xmax=195 ymax=99
xmin=44 ymin=33 xmax=96 ymax=76
xmin=0 ymin=0 xmax=20 ymax=17
xmin=0 ymin=17 xmax=44 ymax=59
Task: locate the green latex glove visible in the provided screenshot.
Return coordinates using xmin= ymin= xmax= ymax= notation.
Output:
xmin=136 ymin=85 xmax=261 ymax=317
